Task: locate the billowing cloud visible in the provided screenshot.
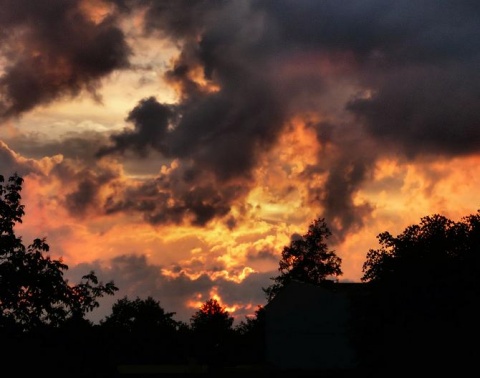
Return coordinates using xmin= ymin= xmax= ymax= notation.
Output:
xmin=97 ymin=97 xmax=175 ymax=157
xmin=0 ymin=0 xmax=130 ymax=118
xmin=0 ymin=139 xmax=62 ymax=176
xmin=102 ymin=164 xmax=242 ymax=226
xmin=2 ymin=0 xmax=480 ymax=323
xmin=347 ymin=64 xmax=480 ymax=157
xmin=67 ymin=254 xmax=271 ymax=324
xmin=93 ymin=0 xmax=478 ymax=237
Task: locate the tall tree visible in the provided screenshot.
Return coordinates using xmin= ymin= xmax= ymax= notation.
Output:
xmin=235 ymin=305 xmax=266 ymax=364
xmin=359 ymin=212 xmax=480 ymax=371
xmin=190 ymin=298 xmax=234 ymax=335
xmin=263 ymin=216 xmax=342 ymax=302
xmin=190 ymin=298 xmax=234 ymax=365
xmin=101 ymin=296 xmax=178 ymax=333
xmin=236 ymin=305 xmax=265 ymax=336
xmin=362 ymin=212 xmax=480 ymax=286
xmin=0 ymin=172 xmax=118 ymax=331
xmin=100 ymin=296 xmax=182 ymax=365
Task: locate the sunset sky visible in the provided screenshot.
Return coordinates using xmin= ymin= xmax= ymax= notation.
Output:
xmin=1 ymin=0 xmax=479 ymax=324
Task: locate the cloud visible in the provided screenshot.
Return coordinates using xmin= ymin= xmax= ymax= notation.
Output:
xmin=5 ymin=131 xmax=110 ymax=163
xmin=6 ymin=0 xmax=478 ymax=240
xmin=0 ymin=140 xmax=62 ymax=176
xmin=67 ymin=253 xmax=271 ymax=324
xmin=347 ymin=64 xmax=480 ymax=157
xmin=0 ymin=0 xmax=131 ymax=118
xmin=99 ymin=162 xmax=244 ymax=226
xmin=4 ymin=0 xmax=480 ymax=287
xmin=97 ymin=97 xmax=175 ymax=157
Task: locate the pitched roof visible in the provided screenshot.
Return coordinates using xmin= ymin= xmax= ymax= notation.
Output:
xmin=264 ymin=279 xmax=366 ymax=311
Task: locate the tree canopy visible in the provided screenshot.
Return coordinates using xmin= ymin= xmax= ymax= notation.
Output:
xmin=101 ymin=296 xmax=179 ymax=333
xmin=263 ymin=216 xmax=343 ymax=302
xmin=0 ymin=172 xmax=118 ymax=331
xmin=236 ymin=305 xmax=265 ymax=336
xmin=362 ymin=212 xmax=480 ymax=287
xmin=4 ymin=171 xmax=480 ymax=372
xmin=190 ymin=298 xmax=234 ymax=334
xmin=358 ymin=211 xmax=480 ymax=371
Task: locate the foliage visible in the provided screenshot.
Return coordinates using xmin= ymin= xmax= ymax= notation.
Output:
xmin=358 ymin=212 xmax=480 ymax=371
xmin=263 ymin=216 xmax=343 ymax=302
xmin=0 ymin=172 xmax=118 ymax=332
xmin=234 ymin=305 xmax=266 ymax=364
xmin=362 ymin=212 xmax=480 ymax=286
xmin=189 ymin=298 xmax=235 ymax=365
xmin=101 ymin=296 xmax=178 ymax=332
xmin=99 ymin=296 xmax=185 ymax=365
xmin=236 ymin=305 xmax=265 ymax=335
xmin=190 ymin=298 xmax=234 ymax=334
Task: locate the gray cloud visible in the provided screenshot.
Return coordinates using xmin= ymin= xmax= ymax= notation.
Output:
xmin=246 ymin=247 xmax=278 ymax=263
xmin=0 ymin=0 xmax=131 ymax=119
xmin=5 ymin=131 xmax=109 ymax=163
xmin=4 ymin=0 xmax=478 ymax=239
xmin=97 ymin=97 xmax=176 ymax=158
xmin=103 ymin=165 xmax=245 ymax=226
xmin=68 ymin=254 xmax=271 ymax=324
xmin=347 ymin=63 xmax=480 ymax=158
xmin=0 ymin=140 xmax=51 ymax=177
xmin=47 ymin=158 xmax=123 ymax=218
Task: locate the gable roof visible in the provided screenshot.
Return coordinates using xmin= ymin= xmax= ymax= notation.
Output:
xmin=264 ymin=279 xmax=366 ymax=312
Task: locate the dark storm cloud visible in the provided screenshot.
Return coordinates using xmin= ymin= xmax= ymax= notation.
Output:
xmin=261 ymin=0 xmax=480 ymax=155
xmin=1 ymin=0 xmax=477 ymax=234
xmin=6 ymin=131 xmax=110 ymax=164
xmin=98 ymin=0 xmax=287 ymax=227
xmin=97 ymin=1 xmax=288 ymax=227
xmin=298 ymin=119 xmax=378 ymax=241
xmin=143 ymin=0 xmax=225 ymax=39
xmin=315 ymin=156 xmax=374 ymax=242
xmin=347 ymin=63 xmax=480 ymax=158
xmin=103 ymin=167 xmax=245 ymax=226
xmin=257 ymin=0 xmax=480 ymax=64
xmin=50 ymin=159 xmax=122 ymax=218
xmin=68 ymin=254 xmax=271 ymax=324
xmin=97 ymin=97 xmax=176 ymax=158
xmin=0 ymin=0 xmax=130 ymax=118
xmin=108 ymin=0 xmax=225 ymax=39
xmin=102 ymin=52 xmax=285 ymax=181
xmin=254 ymin=0 xmax=480 ymax=155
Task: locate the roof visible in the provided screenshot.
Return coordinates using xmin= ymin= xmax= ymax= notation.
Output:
xmin=264 ymin=279 xmax=366 ymax=311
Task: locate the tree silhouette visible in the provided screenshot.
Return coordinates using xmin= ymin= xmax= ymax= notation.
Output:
xmin=190 ymin=298 xmax=234 ymax=366
xmin=235 ymin=305 xmax=266 ymax=364
xmin=362 ymin=213 xmax=480 ymax=285
xmin=0 ymin=173 xmax=118 ymax=331
xmin=100 ymin=296 xmax=184 ymax=365
xmin=263 ymin=216 xmax=343 ymax=302
xmin=101 ymin=296 xmax=178 ymax=332
xmin=190 ymin=298 xmax=234 ymax=335
xmin=358 ymin=212 xmax=480 ymax=372
xmin=236 ymin=305 xmax=265 ymax=336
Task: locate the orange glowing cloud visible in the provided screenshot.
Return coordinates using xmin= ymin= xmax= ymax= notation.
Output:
xmin=185 ymin=286 xmax=248 ymax=320
xmin=79 ymin=0 xmax=116 ymax=25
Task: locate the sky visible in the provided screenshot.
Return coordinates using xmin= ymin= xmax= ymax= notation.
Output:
xmin=1 ymin=0 xmax=479 ymax=324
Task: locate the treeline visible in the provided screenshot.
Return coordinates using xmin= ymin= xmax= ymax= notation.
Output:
xmin=1 ymin=172 xmax=479 ymax=376
xmin=0 ymin=173 xmax=264 ymax=376
xmin=1 ymin=296 xmax=265 ymax=376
